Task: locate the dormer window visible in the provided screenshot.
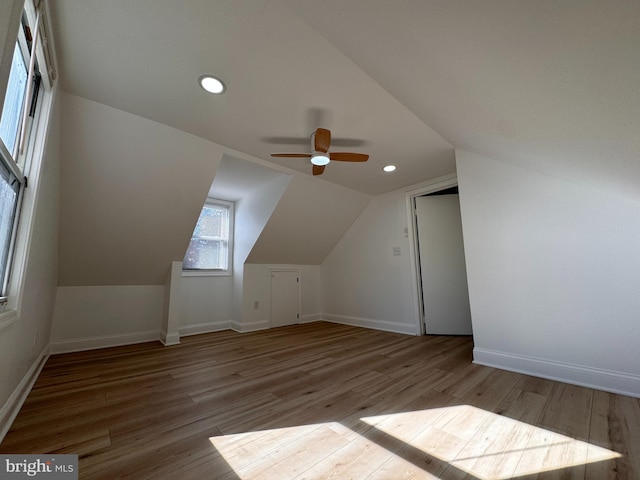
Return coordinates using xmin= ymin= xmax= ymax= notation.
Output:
xmin=183 ymin=198 xmax=234 ymax=273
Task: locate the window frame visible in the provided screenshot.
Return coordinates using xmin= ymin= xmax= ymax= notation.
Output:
xmin=0 ymin=140 xmax=25 ymax=300
xmin=0 ymin=39 xmax=28 ymax=159
xmin=0 ymin=12 xmax=32 ymax=304
xmin=182 ymin=198 xmax=234 ymax=277
xmin=0 ymin=0 xmax=55 ymax=329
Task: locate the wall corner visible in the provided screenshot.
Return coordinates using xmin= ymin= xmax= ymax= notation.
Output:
xmin=161 ymin=261 xmax=183 ymax=346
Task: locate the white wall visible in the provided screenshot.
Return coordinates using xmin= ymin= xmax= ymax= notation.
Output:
xmin=50 ymin=285 xmax=164 ymax=353
xmin=179 ymin=276 xmax=233 ymax=335
xmin=456 ymin=149 xmax=640 ymax=397
xmin=232 ymin=175 xmax=291 ymax=325
xmin=53 ymin=92 xmax=372 ymax=345
xmin=247 ymin=175 xmax=371 ymax=264
xmin=321 ymin=189 xmax=417 ymax=335
xmin=234 ymin=176 xmax=292 ymax=266
xmin=52 ymin=93 xmax=228 ymax=350
xmin=177 ymin=262 xmax=322 ymax=336
xmin=242 ymin=264 xmax=322 ymax=330
xmin=58 ymin=93 xmax=224 ymax=286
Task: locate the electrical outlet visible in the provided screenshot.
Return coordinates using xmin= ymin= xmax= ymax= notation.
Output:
xmin=253 ymin=300 xmax=259 ymax=309
xmin=393 ymin=246 xmax=401 ymax=256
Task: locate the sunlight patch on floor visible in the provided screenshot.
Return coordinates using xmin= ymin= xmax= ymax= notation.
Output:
xmin=362 ymin=405 xmax=621 ymax=479
xmin=209 ymin=422 xmax=395 ymax=479
xmin=209 ymin=406 xmax=621 ymax=479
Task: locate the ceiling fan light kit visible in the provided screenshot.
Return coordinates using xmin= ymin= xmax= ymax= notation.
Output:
xmin=311 ymin=154 xmax=330 ymax=166
xmin=271 ymin=127 xmax=369 ymax=176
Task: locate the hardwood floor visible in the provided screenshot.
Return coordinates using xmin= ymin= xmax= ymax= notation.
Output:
xmin=1 ymin=322 xmax=639 ymax=479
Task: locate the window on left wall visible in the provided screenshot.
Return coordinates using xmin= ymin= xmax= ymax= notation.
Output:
xmin=0 ymin=0 xmax=54 ymax=316
xmin=183 ymin=199 xmax=234 ymax=274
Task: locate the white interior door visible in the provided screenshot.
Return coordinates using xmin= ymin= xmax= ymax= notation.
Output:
xmin=270 ymin=270 xmax=300 ymax=328
xmin=415 ymin=195 xmax=472 ymax=335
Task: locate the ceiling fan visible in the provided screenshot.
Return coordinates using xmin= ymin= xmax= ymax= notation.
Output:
xmin=271 ymin=128 xmax=369 ymax=175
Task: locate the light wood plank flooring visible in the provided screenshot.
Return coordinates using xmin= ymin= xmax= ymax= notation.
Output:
xmin=1 ymin=322 xmax=639 ymax=479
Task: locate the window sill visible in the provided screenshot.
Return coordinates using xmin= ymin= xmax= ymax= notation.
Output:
xmin=0 ymin=308 xmax=18 ymax=331
xmin=182 ymin=270 xmax=231 ymax=278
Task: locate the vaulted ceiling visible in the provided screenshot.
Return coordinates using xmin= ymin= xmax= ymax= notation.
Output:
xmin=48 ymin=1 xmax=640 ymax=199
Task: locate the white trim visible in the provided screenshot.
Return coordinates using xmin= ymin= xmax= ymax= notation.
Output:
xmin=299 ymin=313 xmax=322 ymax=324
xmin=181 ymin=270 xmax=231 ymax=278
xmin=404 ymin=173 xmax=459 ymax=336
xmin=159 ymin=331 xmax=180 ymax=346
xmin=183 ymin=198 xmax=234 ymax=273
xmin=4 ymin=67 xmax=57 ymax=316
xmin=161 ymin=261 xmax=182 ymax=348
xmin=323 ymin=314 xmax=418 ymax=336
xmin=0 ymin=309 xmax=17 ymax=330
xmin=24 ymin=0 xmax=56 ymax=90
xmin=474 ymin=348 xmax=640 ymax=399
xmin=179 ymin=320 xmax=232 ymax=336
xmin=0 ymin=344 xmax=49 ymax=443
xmin=231 ymin=319 xmax=269 ymax=333
xmin=17 ymin=5 xmax=40 ymax=155
xmin=49 ymin=330 xmax=160 ymax=354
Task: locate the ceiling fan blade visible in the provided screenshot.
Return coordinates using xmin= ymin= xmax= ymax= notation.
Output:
xmin=314 ymin=128 xmax=331 ymax=153
xmin=329 ymin=152 xmax=369 ymax=162
xmin=312 ymin=164 xmax=325 ymax=176
xmin=271 ymin=153 xmax=312 ymax=158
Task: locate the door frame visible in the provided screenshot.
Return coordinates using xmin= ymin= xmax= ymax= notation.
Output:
xmin=269 ymin=268 xmax=301 ymax=328
xmin=404 ymin=173 xmax=459 ymax=336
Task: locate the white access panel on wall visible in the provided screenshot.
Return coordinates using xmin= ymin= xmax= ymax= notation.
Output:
xmin=270 ymin=270 xmax=300 ymax=328
xmin=415 ymin=195 xmax=472 ymax=335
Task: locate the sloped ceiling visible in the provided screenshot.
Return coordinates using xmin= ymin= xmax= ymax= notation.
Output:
xmin=48 ymin=0 xmax=454 ymax=196
xmin=208 ymin=154 xmax=288 ymax=201
xmin=50 ymin=1 xmax=640 ymax=286
xmin=207 ymin=155 xmax=371 ymax=266
xmin=283 ymin=0 xmax=640 ymax=200
xmin=57 ymin=92 xmax=372 ymax=285
xmin=246 ymin=175 xmax=370 ymax=265
xmin=49 ymin=1 xmax=640 ymax=200
xmin=58 ymin=93 xmax=224 ymax=286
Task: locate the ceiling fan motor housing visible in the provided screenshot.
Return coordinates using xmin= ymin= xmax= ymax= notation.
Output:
xmin=310 ymin=129 xmax=331 ymax=165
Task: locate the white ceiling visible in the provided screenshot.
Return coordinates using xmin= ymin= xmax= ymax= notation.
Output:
xmin=48 ymin=1 xmax=640 ymax=198
xmin=209 ymin=154 xmax=289 ymax=201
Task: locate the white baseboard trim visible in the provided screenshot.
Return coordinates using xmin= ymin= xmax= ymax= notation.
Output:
xmin=230 ymin=320 xmax=269 ymax=333
xmin=159 ymin=331 xmax=181 ymax=346
xmin=0 ymin=345 xmax=50 ymax=443
xmin=179 ymin=320 xmax=232 ymax=337
xmin=300 ymin=313 xmax=322 ymax=324
xmin=47 ymin=316 xmax=418 ymax=355
xmin=323 ymin=314 xmax=417 ymax=336
xmin=473 ymin=348 xmax=640 ymax=399
xmin=50 ymin=330 xmax=160 ymax=354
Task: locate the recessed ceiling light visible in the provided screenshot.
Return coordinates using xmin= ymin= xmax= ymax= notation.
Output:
xmin=199 ymin=75 xmax=226 ymax=94
xmin=383 ymin=165 xmax=396 ymax=172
